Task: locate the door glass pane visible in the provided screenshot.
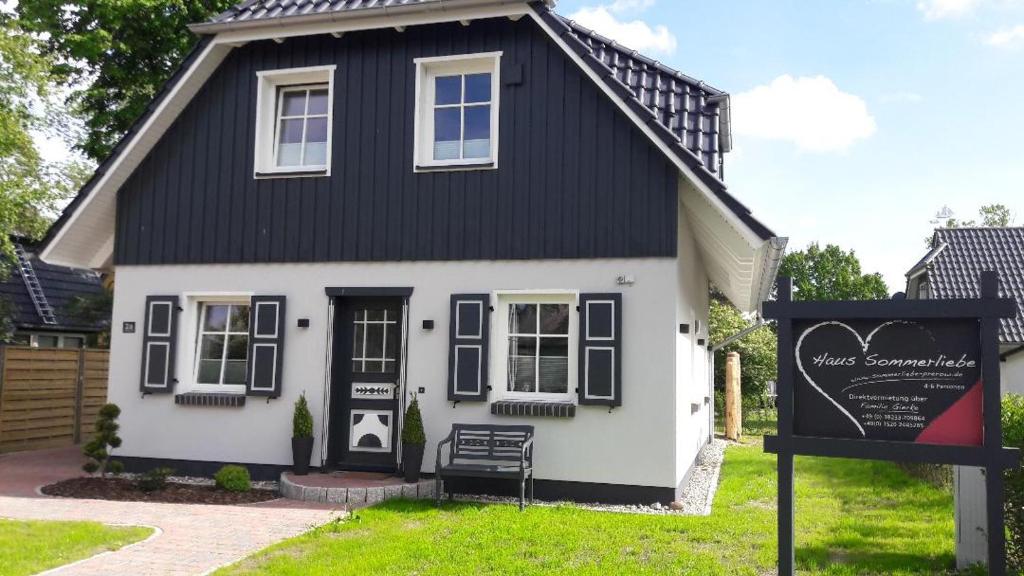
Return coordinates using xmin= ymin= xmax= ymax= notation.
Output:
xmin=435 ymin=75 xmax=462 ymax=105
xmin=364 ymin=324 xmax=384 ymax=360
xmin=464 ymin=73 xmax=491 ymax=103
xmin=352 ymin=323 xmax=364 ymax=358
xmin=366 ymin=309 xmax=385 ymax=321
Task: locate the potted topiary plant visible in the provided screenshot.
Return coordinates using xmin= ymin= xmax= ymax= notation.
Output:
xmin=402 ymin=394 xmax=426 ymax=483
xmin=292 ymin=393 xmax=314 ymax=476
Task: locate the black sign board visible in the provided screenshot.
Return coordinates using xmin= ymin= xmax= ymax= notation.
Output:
xmin=763 ymin=272 xmax=1019 ymax=576
xmin=794 ymin=318 xmax=982 ymax=445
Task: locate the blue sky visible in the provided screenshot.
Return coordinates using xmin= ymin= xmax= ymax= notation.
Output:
xmin=558 ymin=0 xmax=1024 ymax=291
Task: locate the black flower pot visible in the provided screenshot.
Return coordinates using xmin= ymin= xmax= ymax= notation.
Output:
xmin=292 ymin=436 xmax=314 ymax=476
xmin=403 ymin=442 xmax=425 ymax=483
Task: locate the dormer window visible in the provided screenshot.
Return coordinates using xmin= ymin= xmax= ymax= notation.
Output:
xmin=414 ymin=52 xmax=501 ymax=170
xmin=254 ymin=65 xmax=336 ymax=178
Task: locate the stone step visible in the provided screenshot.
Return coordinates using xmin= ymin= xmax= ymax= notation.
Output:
xmin=279 ymin=472 xmax=436 ymax=506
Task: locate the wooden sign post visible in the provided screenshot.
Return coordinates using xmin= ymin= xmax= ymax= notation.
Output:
xmin=764 ymin=271 xmax=1020 ymax=575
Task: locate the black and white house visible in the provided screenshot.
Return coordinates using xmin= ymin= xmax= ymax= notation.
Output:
xmin=40 ymin=0 xmax=785 ymax=502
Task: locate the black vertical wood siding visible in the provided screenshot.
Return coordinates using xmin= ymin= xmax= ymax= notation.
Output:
xmin=115 ymin=17 xmax=679 ymax=265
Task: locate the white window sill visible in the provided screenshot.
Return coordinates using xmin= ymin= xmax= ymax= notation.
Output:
xmin=414 ymin=161 xmax=496 ymax=173
xmin=254 ymin=167 xmax=329 ymax=179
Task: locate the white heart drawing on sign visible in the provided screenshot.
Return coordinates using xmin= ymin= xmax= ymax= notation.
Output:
xmin=794 ymin=320 xmax=917 ymax=438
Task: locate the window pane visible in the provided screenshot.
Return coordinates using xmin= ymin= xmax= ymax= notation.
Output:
xmin=304 ymin=142 xmax=327 ymax=166
xmin=307 ymin=89 xmax=329 ymax=115
xmin=540 ymin=304 xmax=570 ymax=335
xmin=464 ymin=73 xmax=491 ymax=103
xmin=36 ymin=335 xmax=58 ymax=348
xmin=508 ymin=356 xmax=535 ymax=393
xmin=279 ymin=118 xmax=304 ymax=144
xmin=223 ymin=360 xmax=247 ymax=385
xmin=510 ymin=335 xmax=536 ymax=356
xmin=462 ymin=105 xmax=490 ymax=159
xmin=277 ymin=143 xmax=302 ymax=166
xmin=229 ymin=305 xmax=249 ymax=332
xmin=435 ymin=75 xmax=462 ymax=105
xmin=200 ymin=335 xmax=225 ymax=359
xmin=226 ymin=335 xmax=249 ymax=360
xmin=539 ymin=337 xmax=568 ymax=394
xmin=203 ymin=305 xmax=229 ymax=331
xmin=508 ymin=304 xmax=538 ymax=335
xmin=62 ymin=337 xmax=84 ymax=349
xmin=197 ymin=360 xmax=222 ymax=384
xmin=281 ymin=91 xmax=306 ymax=116
xmin=305 ymin=117 xmax=328 ymax=143
xmin=433 ymin=107 xmax=461 ymax=160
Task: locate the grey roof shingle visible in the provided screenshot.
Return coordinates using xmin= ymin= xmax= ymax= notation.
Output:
xmin=915 ymin=228 xmax=1024 ymax=345
xmin=0 ymin=242 xmax=106 ymax=333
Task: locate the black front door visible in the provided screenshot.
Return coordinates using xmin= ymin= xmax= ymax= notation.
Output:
xmin=329 ymin=297 xmax=403 ymax=471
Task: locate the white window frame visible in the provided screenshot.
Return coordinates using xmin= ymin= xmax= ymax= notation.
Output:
xmin=22 ymin=333 xmax=88 ymax=349
xmin=181 ymin=293 xmax=253 ymax=394
xmin=492 ymin=291 xmax=577 ymax=403
xmin=253 ymin=65 xmax=336 ymax=178
xmin=413 ymin=52 xmax=502 ymax=171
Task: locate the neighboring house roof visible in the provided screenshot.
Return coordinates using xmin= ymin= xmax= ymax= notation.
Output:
xmin=40 ymin=0 xmax=784 ymax=313
xmin=0 ymin=242 xmax=106 ymax=333
xmin=908 ymin=227 xmax=1024 ymax=345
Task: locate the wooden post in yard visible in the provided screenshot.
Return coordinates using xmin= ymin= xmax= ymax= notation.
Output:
xmin=725 ymin=352 xmax=742 ymax=440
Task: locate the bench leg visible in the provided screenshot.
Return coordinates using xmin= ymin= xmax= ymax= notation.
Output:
xmin=435 ymin=476 xmax=442 ymax=506
xmin=529 ymin=473 xmax=535 ymax=504
xmin=519 ymin=477 xmax=526 ymax=511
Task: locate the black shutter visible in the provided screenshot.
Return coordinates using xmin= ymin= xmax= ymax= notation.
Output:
xmin=246 ymin=296 xmax=286 ymax=397
xmin=578 ymin=293 xmax=622 ymax=406
xmin=140 ymin=296 xmax=179 ymax=393
xmin=447 ymin=294 xmax=490 ymax=401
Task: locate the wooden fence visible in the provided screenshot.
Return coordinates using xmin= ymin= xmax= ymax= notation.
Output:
xmin=0 ymin=346 xmax=109 ymax=453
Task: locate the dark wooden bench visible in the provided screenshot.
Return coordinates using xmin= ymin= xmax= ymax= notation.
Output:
xmin=435 ymin=424 xmax=535 ymax=510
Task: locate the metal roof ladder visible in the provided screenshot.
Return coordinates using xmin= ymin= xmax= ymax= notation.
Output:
xmin=14 ymin=243 xmax=57 ymax=325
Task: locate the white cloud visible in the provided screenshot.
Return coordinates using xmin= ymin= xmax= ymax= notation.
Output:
xmin=569 ymin=5 xmax=677 ymax=54
xmin=880 ymin=91 xmax=924 ymax=103
xmin=732 ymin=75 xmax=877 ymax=153
xmin=916 ymin=0 xmax=981 ymax=20
xmin=986 ymin=24 xmax=1024 ymax=45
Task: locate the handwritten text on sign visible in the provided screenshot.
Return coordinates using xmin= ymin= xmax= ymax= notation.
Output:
xmin=792 ymin=319 xmax=982 ymax=445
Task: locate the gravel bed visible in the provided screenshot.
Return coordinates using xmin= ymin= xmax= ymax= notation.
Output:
xmin=448 ymin=439 xmax=727 ymax=517
xmin=118 ymin=472 xmax=279 ymax=491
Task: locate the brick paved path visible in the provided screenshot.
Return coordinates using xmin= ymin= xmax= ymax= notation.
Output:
xmin=0 ymin=448 xmax=342 ymax=575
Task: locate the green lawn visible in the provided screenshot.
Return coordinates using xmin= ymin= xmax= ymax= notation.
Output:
xmin=217 ymin=443 xmax=960 ymax=576
xmin=0 ymin=519 xmax=151 ymax=576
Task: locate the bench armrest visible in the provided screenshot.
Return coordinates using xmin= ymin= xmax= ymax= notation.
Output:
xmin=436 ymin=430 xmax=456 ymax=470
xmin=520 ymin=436 xmax=535 ymax=469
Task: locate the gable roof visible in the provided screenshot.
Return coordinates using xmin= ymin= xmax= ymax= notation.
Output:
xmin=1 ymin=241 xmax=106 ymax=333
xmin=41 ymin=0 xmax=784 ymax=312
xmin=909 ymin=227 xmax=1024 ymax=345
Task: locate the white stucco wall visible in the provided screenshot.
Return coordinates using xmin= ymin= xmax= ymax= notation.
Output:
xmin=675 ymin=205 xmax=711 ymax=485
xmin=108 ymin=257 xmax=707 ymax=490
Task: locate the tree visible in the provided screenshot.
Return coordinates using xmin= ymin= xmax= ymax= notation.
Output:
xmin=777 ymin=243 xmax=890 ymax=301
xmin=62 ymin=287 xmax=113 ymax=347
xmin=927 ymin=203 xmax=1015 ymax=247
xmin=709 ymin=293 xmax=777 ymax=405
xmin=17 ymin=0 xmax=236 ymax=161
xmin=82 ymin=403 xmax=124 ymax=476
xmin=0 ymin=13 xmax=82 ymax=276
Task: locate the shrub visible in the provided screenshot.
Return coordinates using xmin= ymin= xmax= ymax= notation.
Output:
xmin=83 ymin=403 xmax=123 ymax=476
xmin=293 ymin=393 xmax=313 ymax=438
xmin=214 ymin=465 xmax=251 ymax=493
xmin=1004 ymin=394 xmax=1024 ymax=572
xmin=136 ymin=467 xmax=175 ymax=492
xmin=401 ymin=395 xmax=425 ymax=445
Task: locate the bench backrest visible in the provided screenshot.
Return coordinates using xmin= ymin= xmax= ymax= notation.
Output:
xmin=449 ymin=424 xmax=534 ymax=465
